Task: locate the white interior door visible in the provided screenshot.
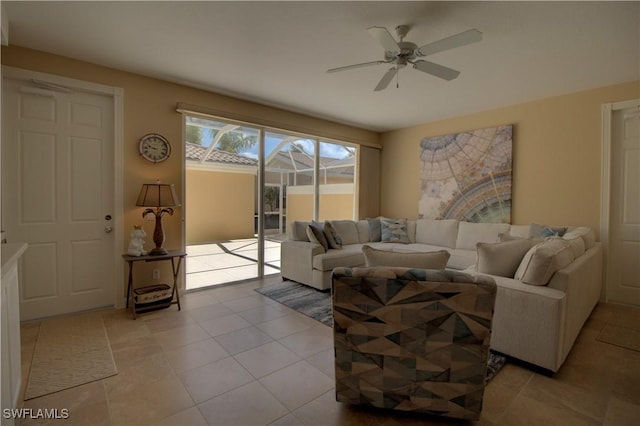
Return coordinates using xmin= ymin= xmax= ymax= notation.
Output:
xmin=2 ymin=77 xmax=115 ymax=320
xmin=607 ymin=104 xmax=640 ymax=306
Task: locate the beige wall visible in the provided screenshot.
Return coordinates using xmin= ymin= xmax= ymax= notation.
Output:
xmin=1 ymin=45 xmax=379 ymax=289
xmin=319 ymin=194 xmax=354 ymax=222
xmin=380 ymin=81 xmax=640 ymax=236
xmin=286 ymin=192 xmax=355 ymax=229
xmin=186 ymin=169 xmax=255 ymax=244
xmin=286 ymin=194 xmax=314 ymax=227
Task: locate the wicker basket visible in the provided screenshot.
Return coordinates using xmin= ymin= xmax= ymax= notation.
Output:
xmin=134 ymin=284 xmax=172 ymax=305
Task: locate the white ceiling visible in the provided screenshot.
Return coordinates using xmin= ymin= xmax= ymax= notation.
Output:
xmin=3 ymin=1 xmax=639 ymax=132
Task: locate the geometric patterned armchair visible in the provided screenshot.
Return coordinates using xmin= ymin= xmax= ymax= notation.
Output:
xmin=332 ymin=267 xmax=497 ymax=420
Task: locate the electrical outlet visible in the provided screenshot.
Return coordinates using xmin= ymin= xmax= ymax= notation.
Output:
xmin=152 ymin=269 xmax=160 ymax=280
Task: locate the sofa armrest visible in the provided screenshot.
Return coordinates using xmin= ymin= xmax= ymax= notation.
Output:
xmin=548 ymin=243 xmax=602 ymax=293
xmin=547 ymin=242 xmax=603 ymax=366
xmin=280 ymin=240 xmax=325 ymax=286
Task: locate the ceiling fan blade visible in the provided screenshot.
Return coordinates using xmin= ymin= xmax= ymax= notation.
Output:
xmin=327 ymin=60 xmax=386 ymax=73
xmin=374 ymin=67 xmax=397 ymax=92
xmin=413 ymin=60 xmax=460 ymax=81
xmin=367 ymin=26 xmax=400 ymax=53
xmin=416 ymin=29 xmax=482 ymax=57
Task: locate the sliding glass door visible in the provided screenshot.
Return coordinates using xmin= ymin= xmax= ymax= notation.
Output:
xmin=183 ymin=115 xmax=358 ymax=290
xmin=184 ymin=116 xmax=262 ymax=289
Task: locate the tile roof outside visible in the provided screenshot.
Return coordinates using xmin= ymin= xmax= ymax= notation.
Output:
xmin=186 ymin=142 xmax=257 ymax=166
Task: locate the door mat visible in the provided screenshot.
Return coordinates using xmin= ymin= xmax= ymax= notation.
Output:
xmin=24 ymin=313 xmax=118 ymax=400
xmin=255 ymin=279 xmax=506 ymax=383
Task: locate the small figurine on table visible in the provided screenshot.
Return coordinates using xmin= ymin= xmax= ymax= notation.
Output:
xmin=127 ymin=225 xmax=147 ymax=256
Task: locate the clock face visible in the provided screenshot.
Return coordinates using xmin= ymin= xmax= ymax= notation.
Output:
xmin=139 ymin=133 xmax=171 ymax=163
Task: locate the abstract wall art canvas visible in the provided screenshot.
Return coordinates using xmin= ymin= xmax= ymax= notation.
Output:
xmin=419 ymin=125 xmax=513 ymax=223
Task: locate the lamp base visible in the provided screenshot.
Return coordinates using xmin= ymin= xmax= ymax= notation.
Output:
xmin=149 ymin=247 xmax=168 ymax=256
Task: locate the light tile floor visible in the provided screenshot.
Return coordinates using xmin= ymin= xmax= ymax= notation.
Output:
xmin=186 ymin=239 xmax=282 ymax=290
xmin=17 ymin=277 xmax=640 ymax=425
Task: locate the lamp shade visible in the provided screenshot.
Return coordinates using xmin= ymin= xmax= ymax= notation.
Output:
xmin=136 ymin=183 xmax=180 ymax=208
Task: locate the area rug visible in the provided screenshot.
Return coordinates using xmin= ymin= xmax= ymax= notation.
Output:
xmin=256 ymin=280 xmax=333 ymax=326
xmin=24 ymin=313 xmax=118 ymax=400
xmin=255 ymin=280 xmax=507 ymax=383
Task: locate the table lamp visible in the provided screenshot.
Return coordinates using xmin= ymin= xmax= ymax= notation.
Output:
xmin=136 ymin=182 xmax=180 ymax=255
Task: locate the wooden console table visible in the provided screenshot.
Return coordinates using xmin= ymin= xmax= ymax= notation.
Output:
xmin=122 ymin=250 xmax=187 ymax=319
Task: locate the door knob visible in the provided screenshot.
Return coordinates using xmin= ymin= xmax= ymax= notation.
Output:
xmin=105 ymin=225 xmax=113 ymax=233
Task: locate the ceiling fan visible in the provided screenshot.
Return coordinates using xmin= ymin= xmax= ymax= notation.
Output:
xmin=327 ymin=25 xmax=482 ymax=91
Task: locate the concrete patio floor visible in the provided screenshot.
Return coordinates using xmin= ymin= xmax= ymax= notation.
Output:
xmin=185 ymin=238 xmax=282 ymax=290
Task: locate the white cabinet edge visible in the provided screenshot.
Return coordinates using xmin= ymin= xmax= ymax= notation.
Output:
xmin=1 ymin=243 xmax=27 ymax=279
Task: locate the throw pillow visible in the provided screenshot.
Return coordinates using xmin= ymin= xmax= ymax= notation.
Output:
xmin=564 ymin=235 xmax=586 ymax=258
xmin=476 ymin=239 xmax=534 ymax=278
xmin=380 ymin=218 xmax=410 ymax=244
xmin=529 ymin=223 xmax=568 ymax=238
xmin=367 ymin=218 xmax=382 ymax=242
xmin=498 ymin=233 xmax=543 ymax=245
xmin=324 ymin=221 xmax=343 ymax=249
xmin=306 ymin=222 xmax=329 ymax=251
xmin=514 ymin=238 xmax=575 ymax=286
xmin=498 ymin=233 xmax=521 ymax=242
xmin=362 ymin=245 xmax=450 ymax=269
xmin=563 ymin=227 xmax=596 ymax=249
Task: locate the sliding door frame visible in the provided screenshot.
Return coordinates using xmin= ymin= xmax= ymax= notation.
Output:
xmin=180 ymin=110 xmax=358 ymax=289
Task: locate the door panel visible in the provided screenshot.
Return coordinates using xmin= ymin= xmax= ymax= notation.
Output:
xmin=20 ymin=132 xmax=57 ymax=223
xmin=70 ymin=137 xmax=103 ymax=220
xmin=21 ymin=243 xmax=57 ymax=299
xmin=2 ymin=77 xmax=115 ymax=320
xmin=608 ymin=105 xmax=640 ymax=305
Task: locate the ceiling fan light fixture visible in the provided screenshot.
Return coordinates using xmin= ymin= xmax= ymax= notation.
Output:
xmin=395 ymin=25 xmax=410 ymax=40
xmin=328 ymin=24 xmax=482 ymax=91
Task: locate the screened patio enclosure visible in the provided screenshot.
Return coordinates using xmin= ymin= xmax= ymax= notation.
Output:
xmin=184 ymin=115 xmax=357 ymax=290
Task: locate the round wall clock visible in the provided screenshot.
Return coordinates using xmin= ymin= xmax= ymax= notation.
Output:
xmin=138 ymin=133 xmax=171 ymax=163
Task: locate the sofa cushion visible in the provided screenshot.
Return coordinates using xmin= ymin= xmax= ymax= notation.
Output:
xmin=306 ymin=222 xmax=329 ymax=251
xmin=509 ymin=225 xmax=532 ymax=238
xmin=395 ymin=245 xmax=475 ymax=270
xmin=365 ymin=241 xmax=405 ymax=251
xmin=390 ymin=243 xmax=444 ymax=254
xmin=313 ymin=244 xmax=364 ymax=271
xmin=324 ymin=221 xmax=343 ymax=249
xmin=529 ymin=223 xmax=568 ymax=238
xmin=367 ymin=218 xmax=381 ymax=242
xmin=356 ymin=220 xmax=371 ymax=243
xmin=380 ymin=218 xmax=410 ymax=243
xmin=447 ymin=249 xmax=477 ymax=270
xmin=456 ymin=222 xmax=511 ymax=250
xmin=290 ymin=220 xmax=311 ymax=242
xmin=415 ymin=219 xmax=458 ymax=248
xmin=476 ymin=239 xmax=534 ymax=278
xmin=330 ymin=220 xmax=360 ymax=245
xmin=362 ymin=245 xmax=450 ymax=269
xmin=564 ymin=235 xmax=586 ymax=258
xmin=499 ymin=233 xmax=543 ymax=245
xmin=563 ymin=227 xmax=596 ymax=249
xmin=515 ymin=238 xmax=575 ymax=286
xmin=407 ymin=220 xmax=417 ymax=243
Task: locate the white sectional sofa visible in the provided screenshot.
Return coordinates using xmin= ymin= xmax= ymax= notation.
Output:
xmin=280 ymin=218 xmax=603 ymax=372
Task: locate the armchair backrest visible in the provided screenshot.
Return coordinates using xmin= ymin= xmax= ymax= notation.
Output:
xmin=331 ymin=266 xmax=497 ymax=420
